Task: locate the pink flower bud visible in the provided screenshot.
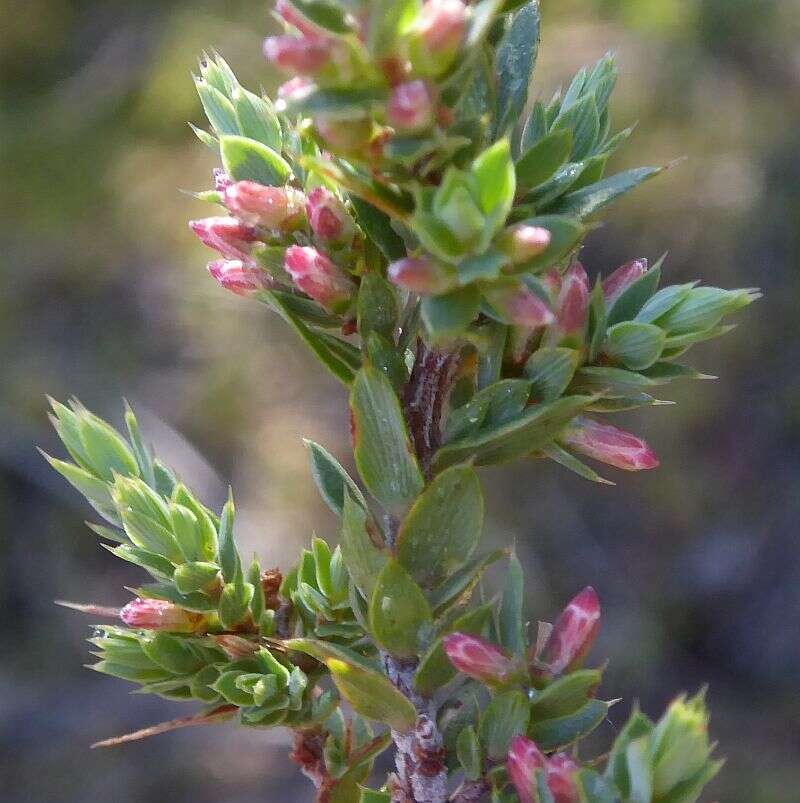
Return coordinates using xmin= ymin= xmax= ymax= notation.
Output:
xmin=284 ymin=245 xmax=355 ymax=312
xmin=546 ymin=753 xmax=580 ymax=803
xmin=263 ymin=35 xmax=336 ymax=75
xmin=120 ymin=598 xmax=201 ymax=632
xmin=314 ymin=115 xmax=373 ymax=153
xmin=557 ymin=263 xmax=590 ymax=335
xmin=499 ymin=225 xmax=552 ymax=264
xmin=443 ymin=633 xmax=514 ymax=685
xmin=387 ymin=80 xmax=437 ymax=133
xmin=507 ymin=736 xmax=546 ymax=803
xmin=277 ymin=76 xmax=315 ymax=103
xmin=562 ymin=417 xmax=659 ymax=472
xmin=538 ymin=586 xmax=601 ymax=676
xmin=409 ymin=0 xmax=468 ymax=78
xmin=275 ymin=0 xmax=319 ymax=37
xmin=602 ymin=258 xmax=648 ymax=307
xmin=224 ymin=181 xmax=306 ymax=230
xmin=485 ymin=283 xmax=556 ymax=328
xmin=306 ymin=187 xmax=355 ymax=245
xmin=213 ymin=168 xmax=233 ymax=192
xmin=208 ymin=259 xmax=272 ymax=296
xmin=189 ymin=216 xmax=259 ymax=261
xmin=388 ymin=256 xmax=456 ymax=295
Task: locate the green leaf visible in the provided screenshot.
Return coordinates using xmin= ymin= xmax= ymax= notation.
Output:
xmin=359 ymin=789 xmax=391 ymax=803
xmin=587 ymin=280 xmax=608 ymax=363
xmin=457 ymin=725 xmax=483 ymax=781
xmin=498 ymin=554 xmax=525 ymax=655
xmin=458 ymin=249 xmax=509 ymax=284
xmin=528 ymin=698 xmax=609 ymax=751
xmin=606 ymin=709 xmax=654 ymax=798
xmin=286 ymin=639 xmax=417 ymax=732
xmin=141 ymin=633 xmax=204 ymax=676
xmin=396 ymin=464 xmax=483 ymax=587
xmin=123 ymin=403 xmax=155 ymax=489
xmin=428 ymin=549 xmax=506 ymax=613
xmin=541 ymin=443 xmax=614 ymax=485
xmin=174 ymin=561 xmax=220 ymax=593
xmin=287 ymin=87 xmax=388 ymax=119
xmin=472 ymin=139 xmax=515 ymax=224
xmin=635 ymin=283 xmax=696 ymax=324
xmin=305 ymin=440 xmax=366 ymax=516
xmin=231 ymin=87 xmax=281 ymax=151
xmin=218 ymin=581 xmax=254 ymax=629
xmin=524 ymin=347 xmax=580 ymax=402
xmin=105 ymin=544 xmax=176 ymax=580
xmin=285 ymin=0 xmax=353 ymax=34
xmin=42 ymin=453 xmax=119 ymax=524
xmin=515 ymin=129 xmax=573 ymax=194
xmin=505 ymin=215 xmax=585 ymax=275
xmin=553 ymin=94 xmax=600 ymax=160
xmin=604 ymin=322 xmax=666 ymax=370
xmin=525 ymin=161 xmax=584 ymax=209
xmin=571 ymin=366 xmax=660 ymax=397
xmin=77 ymin=413 xmax=139 ymax=482
xmin=421 ymin=286 xmax=481 ymax=340
xmin=350 ymin=198 xmax=406 ymax=261
xmin=350 ymin=367 xmax=423 ymax=513
xmin=340 ymin=492 xmax=388 ymax=598
xmin=217 ymin=493 xmax=239 ymax=583
xmin=414 ymin=603 xmax=492 ymax=695
xmin=625 ymin=736 xmax=654 ymax=803
xmin=369 ymin=559 xmax=432 ymax=658
xmin=435 ymin=395 xmax=593 ymax=469
xmin=220 ymin=135 xmax=292 ymax=187
xmin=494 ymin=1 xmax=540 ymax=137
xmin=530 ymin=670 xmax=602 ymax=720
xmin=606 ymin=259 xmax=663 ymax=326
xmin=357 ymin=274 xmax=398 ymax=343
xmin=136 ymin=582 xmax=217 ymax=613
xmin=575 ymin=769 xmax=621 ymax=803
xmin=366 ymin=0 xmax=421 ymax=56
xmin=479 ymin=690 xmax=530 ymax=762
xmin=195 ymin=80 xmax=239 ymax=135
xmin=555 ymin=167 xmax=662 ymax=219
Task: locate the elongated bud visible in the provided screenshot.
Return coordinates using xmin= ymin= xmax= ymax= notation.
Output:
xmin=443 ymin=633 xmax=514 ymax=686
xmin=537 ymin=586 xmax=600 ymax=676
xmin=224 ymin=181 xmax=305 ymax=230
xmin=408 ymin=0 xmax=468 ymax=78
xmin=499 ymin=224 xmax=552 ymax=264
xmin=388 ymin=256 xmax=456 ymax=295
xmin=507 ymin=736 xmax=546 ymax=803
xmin=284 ymin=245 xmax=355 ymax=312
xmin=546 ymin=754 xmax=580 ymax=803
xmin=275 ymin=0 xmax=320 ymax=37
xmin=306 ymin=187 xmax=355 ymax=245
xmin=208 ymin=259 xmax=272 ymax=296
xmin=314 ymin=115 xmax=373 ymax=153
xmin=602 ymin=258 xmax=648 ymax=306
xmin=263 ymin=35 xmax=338 ymax=75
xmin=557 ymin=263 xmax=590 ymax=334
xmin=189 ymin=216 xmax=259 ymax=260
xmin=387 ymin=80 xmax=437 ymax=133
xmin=484 ymin=283 xmax=555 ymax=328
xmin=562 ymin=417 xmax=659 ymax=471
xmin=120 ymin=598 xmax=201 ymax=632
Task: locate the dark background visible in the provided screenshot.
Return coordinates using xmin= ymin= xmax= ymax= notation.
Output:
xmin=1 ymin=1 xmax=798 ymax=800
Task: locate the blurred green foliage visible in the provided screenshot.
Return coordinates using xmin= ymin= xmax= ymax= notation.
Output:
xmin=1 ymin=1 xmax=798 ymax=801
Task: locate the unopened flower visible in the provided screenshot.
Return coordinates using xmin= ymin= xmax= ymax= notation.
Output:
xmin=557 ymin=263 xmax=589 ymax=335
xmin=189 ymin=216 xmax=259 ymax=261
xmin=263 ymin=35 xmax=338 ymax=76
xmin=602 ymin=258 xmax=648 ymax=306
xmin=284 ymin=245 xmax=355 ymax=312
xmin=120 ymin=598 xmax=202 ymax=632
xmin=537 ymin=586 xmax=601 ymax=676
xmin=388 ymin=256 xmax=456 ymax=295
xmin=306 ymin=187 xmax=355 ymax=245
xmin=562 ymin=417 xmax=659 ymax=472
xmin=499 ymin=224 xmax=552 ymax=264
xmin=387 ymin=80 xmax=437 ymax=133
xmin=408 ymin=0 xmax=468 ymax=78
xmin=508 ymin=738 xmax=580 ymax=803
xmin=546 ymin=753 xmax=580 ymax=803
xmin=275 ymin=0 xmax=320 ymax=37
xmin=443 ymin=633 xmax=514 ymax=686
xmin=224 ymin=181 xmax=306 ymax=230
xmin=484 ymin=282 xmax=555 ymax=328
xmin=208 ymin=259 xmax=272 ymax=296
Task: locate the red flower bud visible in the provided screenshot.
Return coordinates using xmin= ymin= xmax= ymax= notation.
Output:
xmin=120 ymin=598 xmax=202 ymax=632
xmin=485 ymin=283 xmax=556 ymax=328
xmin=602 ymin=258 xmax=648 ymax=307
xmin=409 ymin=0 xmax=468 ymax=78
xmin=275 ymin=0 xmax=319 ymax=37
xmin=538 ymin=586 xmax=601 ymax=676
xmin=208 ymin=259 xmax=272 ymax=296
xmin=443 ymin=633 xmax=514 ymax=685
xmin=388 ymin=256 xmax=456 ymax=295
xmin=557 ymin=263 xmax=590 ymax=334
xmin=546 ymin=753 xmax=580 ymax=803
xmin=499 ymin=224 xmax=552 ymax=264
xmin=189 ymin=216 xmax=259 ymax=261
xmin=284 ymin=245 xmax=355 ymax=312
xmin=562 ymin=417 xmax=659 ymax=472
xmin=306 ymin=187 xmax=355 ymax=245
xmin=263 ymin=35 xmax=337 ymax=75
xmin=507 ymin=736 xmax=546 ymax=803
xmin=387 ymin=80 xmax=437 ymax=133
xmin=224 ymin=181 xmax=305 ymax=230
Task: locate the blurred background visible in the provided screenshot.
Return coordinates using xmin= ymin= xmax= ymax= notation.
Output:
xmin=2 ymin=0 xmax=798 ymax=800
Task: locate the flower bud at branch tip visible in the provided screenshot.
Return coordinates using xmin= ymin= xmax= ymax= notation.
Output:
xmin=224 ymin=181 xmax=305 ymax=230
xmin=537 ymin=586 xmax=600 ymax=676
xmin=120 ymin=598 xmax=202 ymax=632
xmin=208 ymin=259 xmax=272 ymax=296
xmin=557 ymin=262 xmax=590 ymax=334
xmin=602 ymin=258 xmax=648 ymax=306
xmin=443 ymin=633 xmax=514 ymax=685
xmin=507 ymin=737 xmax=580 ymax=803
xmin=562 ymin=417 xmax=659 ymax=471
xmin=387 ymin=81 xmax=437 ymax=133
xmin=284 ymin=245 xmax=354 ymax=312
xmin=408 ymin=0 xmax=468 ymax=78
xmin=306 ymin=187 xmax=355 ymax=245
xmin=189 ymin=216 xmax=259 ymax=261
xmin=487 ymin=283 xmax=555 ymax=328
xmin=500 ymin=224 xmax=552 ymax=264
xmin=388 ymin=256 xmax=456 ymax=295
xmin=263 ymin=35 xmax=338 ymax=76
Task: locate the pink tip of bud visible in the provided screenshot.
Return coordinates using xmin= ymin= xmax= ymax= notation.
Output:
xmin=416 ymin=0 xmax=468 ymax=56
xmin=387 ymin=80 xmax=437 ymax=133
xmin=208 ymin=259 xmax=272 ymax=296
xmin=120 ymin=598 xmax=200 ymax=632
xmin=224 ymin=181 xmax=305 ymax=230
xmin=539 ymin=586 xmax=601 ymax=676
xmin=490 ymin=284 xmax=556 ymax=329
xmin=507 ymin=736 xmax=546 ymax=803
xmin=562 ymin=417 xmax=660 ymax=472
xmin=189 ymin=216 xmax=259 ymax=260
xmin=443 ymin=633 xmax=514 ymax=685
xmin=557 ymin=263 xmax=590 ymax=334
xmin=263 ymin=35 xmax=334 ymax=75
xmin=546 ymin=753 xmax=581 ymax=803
xmin=306 ymin=186 xmax=355 ymax=245
xmin=284 ymin=245 xmax=354 ymax=312
xmin=277 ymin=76 xmax=316 ymax=103
xmin=388 ymin=256 xmax=455 ymax=295
xmin=275 ymin=0 xmax=320 ymax=37
xmin=501 ymin=225 xmax=552 ymax=264
xmin=602 ymin=258 xmax=648 ymax=306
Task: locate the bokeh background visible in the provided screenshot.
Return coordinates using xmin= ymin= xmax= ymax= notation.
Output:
xmin=2 ymin=0 xmax=798 ymax=800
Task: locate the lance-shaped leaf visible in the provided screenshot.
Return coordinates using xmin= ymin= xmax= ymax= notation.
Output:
xmin=340 ymin=492 xmax=388 ymax=598
xmin=231 ymin=87 xmax=281 ymax=151
xmin=605 ymin=707 xmax=654 ymax=798
xmin=529 ymin=669 xmax=602 ymax=720
xmin=498 ymin=554 xmax=525 ymax=654
xmin=396 ymin=463 xmax=483 ymax=587
xmin=351 ymin=198 xmax=406 ymax=261
xmin=369 ymin=559 xmax=432 ymax=658
xmin=515 ymin=129 xmax=573 ymax=194
xmin=350 ymin=367 xmax=424 ymax=513
xmin=305 ymin=439 xmax=366 ymax=516
xmin=479 ymin=690 xmax=531 ymax=762
xmin=555 ymin=166 xmax=663 ymax=219
xmin=528 ymin=698 xmax=610 ymax=751
xmin=357 ymin=274 xmax=398 ymax=343
xmin=286 ymin=639 xmax=417 ymax=732
xmin=220 ymin=135 xmax=292 ymax=187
